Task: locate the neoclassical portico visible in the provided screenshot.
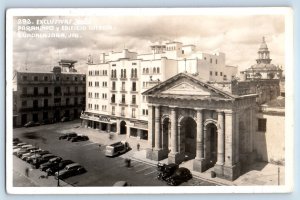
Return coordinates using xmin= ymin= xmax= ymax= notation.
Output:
xmin=143 ymin=73 xmax=257 ymax=180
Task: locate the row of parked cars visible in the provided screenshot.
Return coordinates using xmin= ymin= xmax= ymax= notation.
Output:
xmin=23 ymin=117 xmax=72 ymax=128
xmin=58 ymin=132 xmax=89 ymax=142
xmin=157 ymin=163 xmax=192 ymax=186
xmin=13 ymin=138 xmax=86 ymax=179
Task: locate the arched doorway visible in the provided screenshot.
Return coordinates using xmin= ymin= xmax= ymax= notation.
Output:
xmin=180 ymin=117 xmax=197 ymax=159
xmin=206 ymin=123 xmax=218 ymax=168
xmin=162 ymin=117 xmax=170 ymax=151
xmin=120 ymin=121 xmax=127 ymax=134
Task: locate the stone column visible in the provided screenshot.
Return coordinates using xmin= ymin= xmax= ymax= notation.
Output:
xmin=147 ymin=104 xmax=154 ymax=148
xmin=116 ymin=119 xmax=120 ymax=135
xmin=195 ymin=109 xmax=203 ymax=160
xmin=126 ymin=125 xmax=130 ymax=138
xmin=137 ymin=129 xmax=141 ymax=140
xmin=107 ymin=124 xmax=111 ymax=133
xmin=154 ymin=105 xmax=161 ymax=150
xmin=223 ymin=110 xmax=241 ymax=181
xmin=170 ymin=106 xmax=177 ymax=154
xmin=216 ymin=111 xmax=225 ymax=165
xmin=146 ymin=104 xmax=154 ymax=160
xmin=193 ymin=108 xmax=206 ymax=172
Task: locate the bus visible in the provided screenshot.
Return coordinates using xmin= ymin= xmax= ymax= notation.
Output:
xmin=105 ymin=141 xmax=129 ymax=157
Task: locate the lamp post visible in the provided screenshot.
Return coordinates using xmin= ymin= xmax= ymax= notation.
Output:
xmin=57 ymin=160 xmax=60 ymax=187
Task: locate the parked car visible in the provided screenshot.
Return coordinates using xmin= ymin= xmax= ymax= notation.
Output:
xmin=105 ymin=141 xmax=130 ymax=157
xmin=166 ymin=167 xmax=192 ymax=186
xmin=66 ymin=133 xmax=78 ymax=141
xmin=55 ymin=163 xmax=86 ymax=179
xmin=13 ymin=138 xmax=21 ymax=145
xmin=61 ymin=117 xmax=70 ymax=122
xmin=39 ymin=157 xmax=62 ymax=171
xmin=21 ymin=149 xmax=42 ymax=160
xmin=59 ymin=132 xmax=77 ymax=140
xmin=26 ymin=154 xmax=42 ymax=163
xmin=32 ymin=154 xmax=56 ymax=168
xmin=46 ymin=160 xmax=74 ymax=175
xmin=16 ymin=142 xmax=27 ymax=147
xmin=71 ymin=135 xmax=89 ymax=142
xmin=113 ymin=181 xmax=131 ymax=186
xmin=157 ymin=163 xmax=179 ymax=181
xmin=41 ymin=118 xmax=54 ymax=125
xmin=24 ymin=121 xmax=40 ymax=128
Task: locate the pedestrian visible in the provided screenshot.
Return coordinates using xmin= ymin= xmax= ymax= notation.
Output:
xmin=25 ymin=167 xmax=29 ymax=177
xmin=125 ymin=158 xmax=131 ymax=167
xmin=137 ymin=143 xmax=140 ymax=151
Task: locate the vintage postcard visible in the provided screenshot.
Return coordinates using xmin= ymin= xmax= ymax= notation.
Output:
xmin=6 ymin=8 xmax=293 ymax=194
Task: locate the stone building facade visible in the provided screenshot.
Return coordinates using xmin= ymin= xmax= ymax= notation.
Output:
xmin=143 ymin=73 xmax=257 ymax=180
xmin=13 ymin=60 xmax=86 ymax=127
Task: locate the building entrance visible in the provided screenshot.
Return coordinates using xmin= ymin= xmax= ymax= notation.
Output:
xmin=120 ymin=121 xmax=127 ymax=134
xmin=206 ymin=123 xmax=218 ymax=168
xmin=180 ymin=117 xmax=197 ymax=159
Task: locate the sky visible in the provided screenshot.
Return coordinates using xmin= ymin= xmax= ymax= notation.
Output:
xmin=12 ymin=14 xmax=285 ymax=73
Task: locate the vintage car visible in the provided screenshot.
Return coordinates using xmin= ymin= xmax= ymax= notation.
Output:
xmin=166 ymin=167 xmax=192 ymax=186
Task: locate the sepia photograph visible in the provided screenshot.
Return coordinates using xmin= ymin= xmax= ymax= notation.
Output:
xmin=6 ymin=8 xmax=293 ymax=194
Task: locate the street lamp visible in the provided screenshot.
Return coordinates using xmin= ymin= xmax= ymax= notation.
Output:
xmin=57 ymin=160 xmax=61 ymax=187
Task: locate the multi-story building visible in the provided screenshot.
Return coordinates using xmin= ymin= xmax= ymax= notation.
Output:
xmin=13 ymin=60 xmax=86 ymax=127
xmin=81 ymin=41 xmax=237 ymax=140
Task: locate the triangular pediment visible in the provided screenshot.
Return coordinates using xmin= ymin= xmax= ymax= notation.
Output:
xmin=161 ymin=82 xmax=211 ymax=96
xmin=143 ymin=73 xmax=236 ymax=100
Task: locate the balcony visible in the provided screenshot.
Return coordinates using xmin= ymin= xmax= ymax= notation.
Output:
xmin=120 ymin=88 xmax=127 ymax=93
xmin=110 ymin=76 xmax=118 ymax=80
xmin=54 ymin=93 xmax=62 ymax=96
xmin=130 ymin=89 xmax=138 ymax=94
xmin=110 ymin=88 xmax=117 ymax=93
xmin=120 ymin=76 xmax=127 ymax=81
xmin=130 ymin=102 xmax=138 ymax=107
xmin=130 ymin=76 xmax=138 ymax=81
xmin=20 ymin=93 xmax=52 ymax=98
xmin=119 ymin=101 xmax=128 ymax=106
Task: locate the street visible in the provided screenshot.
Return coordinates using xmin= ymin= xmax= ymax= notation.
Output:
xmin=13 ymin=121 xmax=216 ymax=187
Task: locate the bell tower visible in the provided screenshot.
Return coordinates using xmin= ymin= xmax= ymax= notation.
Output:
xmin=256 ymin=36 xmax=272 ymax=64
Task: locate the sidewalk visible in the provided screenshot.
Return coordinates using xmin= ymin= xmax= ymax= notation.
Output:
xmin=13 ymin=156 xmax=71 ymax=187
xmin=65 ymin=125 xmax=285 ymax=186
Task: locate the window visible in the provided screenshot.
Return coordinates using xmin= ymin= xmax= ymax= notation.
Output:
xmin=102 ymin=105 xmax=107 ymax=111
xmin=102 ymin=93 xmax=107 ymax=99
xmin=111 ymin=94 xmax=116 ymax=103
xmin=22 ymin=76 xmax=27 ymax=81
xmin=258 ymin=118 xmax=267 ymax=132
xmin=220 ymin=72 xmax=223 ymax=76
xmin=132 ymin=62 xmax=137 ymax=65
xmin=74 ymin=76 xmax=78 ymax=81
xmin=216 ymin=59 xmax=218 ymax=64
xmin=142 ymin=109 xmax=149 ymax=116
xmin=112 ymin=106 xmax=115 ymax=115
xmin=132 ymin=82 xmax=136 ymax=91
xmin=122 ymin=82 xmax=125 ymax=91
xmin=102 ymin=82 xmax=107 ymax=87
xmin=22 ymin=100 xmax=27 ymax=107
xmin=204 ymin=57 xmax=206 ymax=60
xmin=44 ymin=87 xmax=48 ymax=95
xmin=153 ymin=68 xmax=156 ymax=74
xmin=44 ymin=76 xmax=48 ymax=81
xmin=88 ymin=71 xmax=93 ymax=76
xmin=34 ymin=76 xmax=38 ymax=81
xmin=65 ymin=98 xmax=70 ymax=106
xmin=22 ymin=87 xmax=27 ymax=95
xmin=74 ymin=97 xmax=78 ymax=105
xmin=88 ymin=92 xmax=92 ymax=98
xmin=121 ymin=107 xmax=125 ymax=116
xmin=210 ymin=71 xmax=213 ymax=76
xmin=157 ymin=67 xmax=160 ymax=74
xmin=132 ymin=108 xmax=136 ymax=118
xmin=146 ymin=68 xmax=149 ymax=74
xmin=112 ymin=64 xmax=116 ymax=67
xmin=182 ymin=50 xmax=184 ymax=54
xmin=132 ymin=95 xmax=136 ymax=104
xmin=95 ymin=93 xmax=99 ymax=99
xmin=215 ymin=71 xmax=218 ymax=76
xmin=210 ymin=58 xmax=212 ymax=63
xmin=88 ymin=81 xmax=93 ymax=87
xmin=75 ymin=86 xmax=78 ymax=94
xmin=56 ymin=76 xmax=60 ymax=81
xmin=33 ymin=87 xmax=38 ymax=95
xmin=33 ymin=100 xmax=38 ymax=108
xmin=95 ymin=104 xmax=99 ymax=110
xmin=121 ymin=94 xmax=125 ymax=104
xmin=95 ymin=70 xmax=99 ymax=76
xmin=112 ymin=82 xmax=116 ymax=90
xmin=95 ymin=81 xmax=99 ymax=87
xmin=44 ymin=99 xmax=48 ymax=107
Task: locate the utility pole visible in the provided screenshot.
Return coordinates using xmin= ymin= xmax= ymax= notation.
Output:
xmin=278 ymin=166 xmax=280 ymax=186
